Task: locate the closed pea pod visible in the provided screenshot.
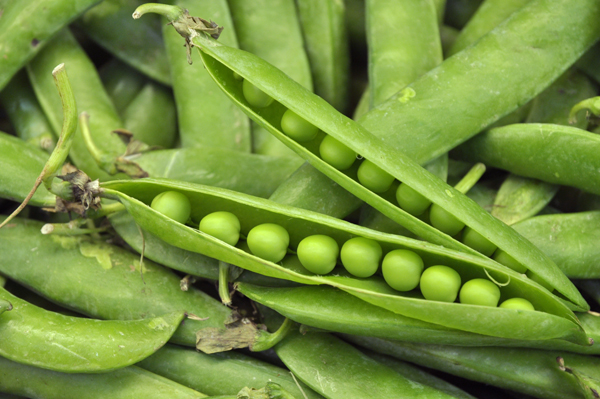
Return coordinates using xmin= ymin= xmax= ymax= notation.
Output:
xmin=132 ymin=4 xmax=590 ymax=311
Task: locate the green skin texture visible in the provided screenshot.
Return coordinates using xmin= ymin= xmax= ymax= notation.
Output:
xmin=184 ymin=15 xmax=590 ymax=311
xmin=0 ymin=71 xmax=55 ymax=146
xmin=199 ymin=211 xmax=241 ymax=247
xmin=0 ymin=285 xmax=184 ymax=373
xmin=0 ymin=357 xmax=206 ymax=399
xmin=347 ymin=336 xmax=600 ymax=399
xmin=512 ymin=212 xmax=600 ymax=279
xmin=101 ymin=178 xmax=587 ymax=345
xmin=247 ymin=223 xmax=290 ymax=263
xmin=138 ymin=344 xmax=323 ymax=399
xmin=461 ymin=227 xmax=496 ymax=257
xmin=242 ymin=80 xmax=274 ymax=108
xmin=319 ymin=135 xmax=357 ymax=171
xmin=295 ymin=0 xmax=349 ymax=112
xmin=228 ymin=0 xmax=311 ymax=158
xmin=0 ymin=132 xmax=55 ymax=207
xmin=100 ymin=58 xmax=148 ymax=116
xmin=0 ymin=0 xmax=101 ymax=91
xmin=420 ymin=266 xmax=462 ymax=303
xmin=500 ymin=298 xmax=535 ymax=311
xmin=280 ymin=109 xmax=319 ymax=142
xmin=27 ymin=28 xmax=128 ymax=181
xmin=297 ymin=235 xmax=339 ymax=275
xmin=0 ymin=217 xmax=231 ymax=347
xmin=271 ymin=328 xmax=467 ymax=399
xmin=76 ymin=0 xmax=171 ymax=85
xmin=163 ymin=0 xmax=251 ymax=152
xmin=452 ymin=123 xmax=600 ymax=196
xmin=381 ymin=249 xmax=424 ymax=292
xmin=459 ymin=279 xmax=501 ymax=307
xmin=356 ymin=160 xmax=395 ymax=194
xmin=122 ymin=81 xmax=177 ymax=148
xmin=340 ymin=237 xmax=382 ymax=278
xmin=237 ymin=283 xmax=600 ymax=354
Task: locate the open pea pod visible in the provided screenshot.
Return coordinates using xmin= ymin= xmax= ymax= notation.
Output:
xmin=102 ymin=179 xmax=587 ymax=345
xmin=0 ymin=285 xmax=184 ymax=373
xmin=133 ymin=5 xmax=587 ymax=311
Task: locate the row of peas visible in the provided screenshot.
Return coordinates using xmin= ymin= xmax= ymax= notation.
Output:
xmin=150 ymin=190 xmax=535 ymax=311
xmin=240 ymin=78 xmax=554 ymax=293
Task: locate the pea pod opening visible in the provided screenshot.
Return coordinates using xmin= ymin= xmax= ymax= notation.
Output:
xmin=100 ymin=178 xmax=588 ymax=345
xmin=132 ymin=3 xmax=588 ymax=312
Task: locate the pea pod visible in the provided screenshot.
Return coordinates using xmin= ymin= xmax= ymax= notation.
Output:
xmin=0 ymin=132 xmax=54 ymax=207
xmin=27 ymin=28 xmax=129 ymax=180
xmin=577 ymin=41 xmax=600 ymax=85
xmin=101 ymin=178 xmax=587 ymax=344
xmin=100 ymin=58 xmax=148 ymax=114
xmin=512 ymin=212 xmax=600 ymax=279
xmin=77 ymin=0 xmax=171 ymax=85
xmin=347 ymin=335 xmax=600 ymax=399
xmin=296 ymin=0 xmax=350 ymax=112
xmin=0 ymin=357 xmax=206 ymax=399
xmin=0 ymin=0 xmax=101 ymax=91
xmin=237 ymin=282 xmax=600 ymax=354
xmin=452 ymin=123 xmax=600 ymax=196
xmin=0 ymin=217 xmax=230 ymax=347
xmin=0 ymin=284 xmax=184 ymax=373
xmin=0 ymin=71 xmax=55 ymax=152
xmin=138 ymin=344 xmax=323 ymax=398
xmin=163 ymin=0 xmax=251 ymax=152
xmin=444 ymin=0 xmax=483 ymax=29
xmin=134 ymin=4 xmax=588 ymax=310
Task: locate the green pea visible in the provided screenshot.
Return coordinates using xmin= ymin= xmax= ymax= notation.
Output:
xmin=459 ymin=278 xmax=501 ymax=307
xmin=462 ymin=227 xmax=497 ymax=257
xmin=396 ymin=183 xmax=431 ymax=216
xmin=419 ymin=265 xmax=461 ymax=303
xmin=242 ymin=79 xmax=274 ymax=108
xmin=297 ymin=235 xmax=340 ymax=275
xmin=319 ymin=135 xmax=357 ymax=170
xmin=150 ymin=191 xmax=191 ymax=224
xmin=357 ymin=159 xmax=395 ymax=193
xmin=429 ymin=204 xmax=465 ymax=236
xmin=493 ymin=249 xmax=527 ymax=273
xmin=247 ymin=223 xmax=290 ymax=263
xmin=499 ymin=297 xmax=535 ymax=311
xmin=199 ymin=211 xmax=241 ymax=246
xmin=233 ymin=71 xmax=243 ymax=81
xmin=381 ymin=249 xmax=424 ymax=292
xmin=340 ymin=237 xmax=382 ymax=278
xmin=281 ymin=109 xmax=319 ymax=142
xmin=526 ymin=270 xmax=554 ymax=293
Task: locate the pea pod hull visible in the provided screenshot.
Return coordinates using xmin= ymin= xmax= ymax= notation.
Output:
xmin=186 ymin=25 xmax=588 ymax=312
xmin=0 ymin=285 xmax=184 ymax=373
xmin=103 ymin=178 xmax=588 ymax=345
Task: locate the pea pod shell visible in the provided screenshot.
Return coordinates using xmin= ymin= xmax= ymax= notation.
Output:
xmin=237 ymin=283 xmax=600 ymax=354
xmin=102 ymin=178 xmax=587 ymax=344
xmin=0 ymin=358 xmax=206 ymax=399
xmin=0 ymin=132 xmax=54 ymax=207
xmin=188 ymin=27 xmax=587 ymax=310
xmin=0 ymin=285 xmax=184 ymax=373
xmin=452 ymin=123 xmax=600 ymax=196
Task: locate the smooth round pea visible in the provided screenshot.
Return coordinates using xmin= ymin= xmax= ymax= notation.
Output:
xmin=459 ymin=278 xmax=501 ymax=307
xmin=419 ymin=265 xmax=461 ymax=302
xmin=381 ymin=249 xmax=424 ymax=291
xmin=297 ymin=235 xmax=340 ymax=275
xmin=526 ymin=270 xmax=554 ymax=293
xmin=340 ymin=237 xmax=382 ymax=278
xmin=199 ymin=211 xmax=241 ymax=246
xmin=493 ymin=249 xmax=527 ymax=273
xmin=319 ymin=135 xmax=357 ymax=170
xmin=429 ymin=204 xmax=465 ymax=236
xmin=396 ymin=183 xmax=431 ymax=216
xmin=281 ymin=109 xmax=319 ymax=142
xmin=242 ymin=79 xmax=274 ymax=108
xmin=462 ymin=227 xmax=497 ymax=257
xmin=150 ymin=191 xmax=191 ymax=224
xmin=357 ymin=160 xmax=395 ymax=193
xmin=247 ymin=223 xmax=290 ymax=263
xmin=499 ymin=297 xmax=535 ymax=311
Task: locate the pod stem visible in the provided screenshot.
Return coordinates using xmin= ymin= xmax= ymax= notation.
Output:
xmin=132 ymin=3 xmax=185 ymax=22
xmin=250 ymin=317 xmax=294 ymax=352
xmin=454 ymin=163 xmax=486 ymax=194
xmin=41 ymin=220 xmax=108 ymax=236
xmin=0 ymin=64 xmax=77 ymax=230
xmin=218 ymin=261 xmax=233 ymax=306
xmin=569 ymin=96 xmax=600 ymax=124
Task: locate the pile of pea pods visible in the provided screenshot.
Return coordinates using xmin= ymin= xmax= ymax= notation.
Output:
xmin=2 ymin=0 xmax=600 ymax=397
